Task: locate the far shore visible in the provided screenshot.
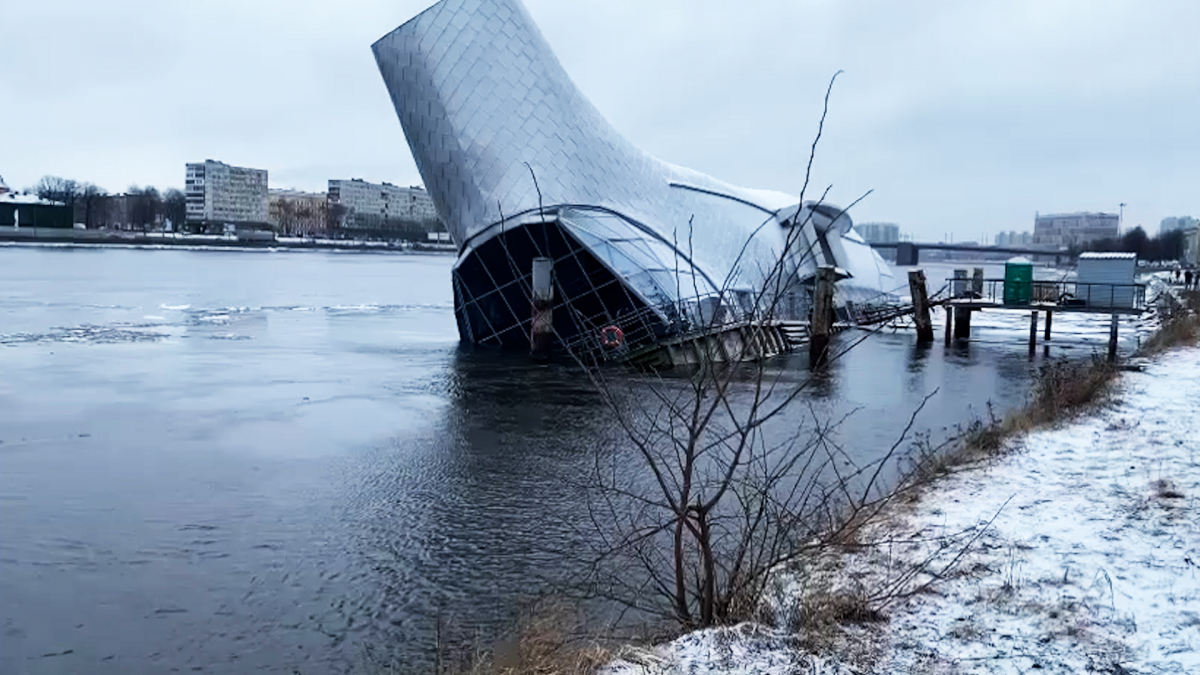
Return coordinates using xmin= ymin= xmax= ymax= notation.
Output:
xmin=0 ymin=227 xmax=456 ymax=254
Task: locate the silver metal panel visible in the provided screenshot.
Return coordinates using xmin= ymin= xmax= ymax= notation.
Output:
xmin=372 ymin=0 xmax=896 ymax=316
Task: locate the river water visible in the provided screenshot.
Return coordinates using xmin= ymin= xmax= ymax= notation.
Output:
xmin=0 ymin=246 xmax=1144 ymax=674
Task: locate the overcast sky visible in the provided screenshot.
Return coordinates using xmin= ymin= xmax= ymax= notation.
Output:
xmin=2 ymin=0 xmax=1196 ymax=241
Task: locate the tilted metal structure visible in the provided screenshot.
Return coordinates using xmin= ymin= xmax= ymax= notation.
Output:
xmin=373 ymin=0 xmax=895 ymax=354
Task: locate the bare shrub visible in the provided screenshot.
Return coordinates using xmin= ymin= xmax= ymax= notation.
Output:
xmin=555 ymin=72 xmax=941 ymax=633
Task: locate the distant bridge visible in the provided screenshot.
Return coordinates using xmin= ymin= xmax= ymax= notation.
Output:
xmin=870 ymin=241 xmax=1068 ymax=266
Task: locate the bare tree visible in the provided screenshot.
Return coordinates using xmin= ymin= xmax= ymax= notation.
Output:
xmin=77 ymin=183 xmax=108 ymax=229
xmin=327 ymin=202 xmax=349 ymax=238
xmin=127 ymin=186 xmax=163 ymax=232
xmin=163 ymin=188 xmax=187 ymax=232
xmin=35 ymin=176 xmax=79 ymax=209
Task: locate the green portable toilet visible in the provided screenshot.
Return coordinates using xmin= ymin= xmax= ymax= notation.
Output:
xmin=1003 ymin=257 xmax=1033 ymax=305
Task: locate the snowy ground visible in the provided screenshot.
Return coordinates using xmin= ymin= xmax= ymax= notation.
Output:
xmin=602 ymin=345 xmax=1199 ymax=675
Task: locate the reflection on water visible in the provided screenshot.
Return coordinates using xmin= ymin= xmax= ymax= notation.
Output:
xmin=0 ymin=248 xmax=1088 ymax=673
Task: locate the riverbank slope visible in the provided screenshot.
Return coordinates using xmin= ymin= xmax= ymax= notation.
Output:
xmin=602 ymin=346 xmax=1199 ymax=674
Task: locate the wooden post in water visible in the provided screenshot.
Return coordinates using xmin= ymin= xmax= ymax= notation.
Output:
xmin=944 ymin=303 xmax=953 ymax=346
xmin=1043 ymin=310 xmax=1053 ymax=355
xmin=1028 ymin=310 xmax=1039 ymax=356
xmin=950 ymin=268 xmax=971 ymax=340
xmin=810 ymin=266 xmax=836 ymax=366
xmin=954 ymin=308 xmax=973 ymax=340
xmin=1108 ymin=314 xmax=1119 ymax=363
xmin=530 ymin=257 xmax=554 ymax=362
xmin=908 ymin=269 xmax=934 ymax=344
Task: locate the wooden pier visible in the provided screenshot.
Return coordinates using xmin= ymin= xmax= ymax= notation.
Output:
xmin=933 ymin=274 xmax=1147 ymax=361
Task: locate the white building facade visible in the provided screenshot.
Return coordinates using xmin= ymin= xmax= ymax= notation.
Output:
xmin=327 ymin=179 xmax=439 ymax=236
xmin=1033 ymin=212 xmax=1119 ymax=248
xmin=185 ymin=160 xmax=268 ymax=232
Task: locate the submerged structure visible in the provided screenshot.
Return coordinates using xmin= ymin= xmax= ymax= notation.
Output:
xmin=373 ymin=0 xmax=894 ymax=356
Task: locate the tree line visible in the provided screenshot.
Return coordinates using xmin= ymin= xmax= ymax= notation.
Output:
xmin=1072 ymin=226 xmax=1186 ymax=263
xmin=28 ymin=174 xmax=446 ymax=240
xmin=31 ymin=175 xmax=185 ymax=231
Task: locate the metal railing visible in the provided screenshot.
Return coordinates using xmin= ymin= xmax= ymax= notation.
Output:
xmin=946 ymin=278 xmax=1146 ymax=311
xmin=558 ymin=289 xmax=794 ymax=364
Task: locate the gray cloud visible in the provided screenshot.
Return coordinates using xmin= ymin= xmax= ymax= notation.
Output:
xmin=2 ymin=0 xmax=1196 ymax=240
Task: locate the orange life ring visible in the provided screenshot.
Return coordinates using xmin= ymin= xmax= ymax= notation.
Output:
xmin=599 ymin=325 xmax=624 ymax=348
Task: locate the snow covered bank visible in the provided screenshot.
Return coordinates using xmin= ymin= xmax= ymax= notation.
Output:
xmin=603 ymin=346 xmax=1199 ymax=674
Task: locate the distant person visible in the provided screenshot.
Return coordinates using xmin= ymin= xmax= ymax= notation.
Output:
xmin=1187 ymin=269 xmax=1194 ymax=290
xmin=1175 ymin=269 xmax=1182 ymax=284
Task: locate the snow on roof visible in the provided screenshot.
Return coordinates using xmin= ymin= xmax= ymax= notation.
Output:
xmin=0 ymin=193 xmax=62 ymax=206
xmin=1079 ymin=251 xmax=1136 ymax=259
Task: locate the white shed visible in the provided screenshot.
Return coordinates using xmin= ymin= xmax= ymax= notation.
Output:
xmin=1076 ymin=252 xmax=1137 ymax=309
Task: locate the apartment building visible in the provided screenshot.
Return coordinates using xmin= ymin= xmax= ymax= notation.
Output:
xmin=327 ymin=179 xmax=440 ymax=236
xmin=854 ymin=222 xmax=900 ymax=244
xmin=1160 ymin=216 xmax=1198 ymax=235
xmin=185 ymin=160 xmax=268 ymax=233
xmin=995 ymin=231 xmax=1033 ymax=247
xmin=1184 ymin=227 xmax=1200 ymax=266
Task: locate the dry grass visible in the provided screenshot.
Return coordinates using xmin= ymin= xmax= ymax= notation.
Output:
xmin=366 ymin=599 xmax=612 ymax=675
xmin=456 ymin=603 xmax=611 ymax=675
xmin=1140 ymin=290 xmax=1200 ymax=355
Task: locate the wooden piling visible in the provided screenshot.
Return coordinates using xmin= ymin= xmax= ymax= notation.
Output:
xmin=809 ymin=266 xmax=836 ymax=366
xmin=951 ymin=270 xmax=971 ymax=341
xmin=1108 ymin=314 xmax=1119 ymax=362
xmin=530 ymin=257 xmax=554 ymax=362
xmin=1028 ymin=310 xmax=1039 ymax=356
xmin=1043 ymin=311 xmax=1053 ymax=356
xmin=944 ymin=304 xmax=953 ymax=346
xmin=954 ymin=307 xmax=973 ymax=340
xmin=907 ymin=269 xmax=934 ymax=344
xmin=952 ymin=269 xmax=968 ymax=297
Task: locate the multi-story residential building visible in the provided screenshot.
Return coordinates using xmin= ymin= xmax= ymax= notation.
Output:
xmin=854 ymin=221 xmax=900 ymax=244
xmin=326 ymin=179 xmax=440 ymax=237
xmin=995 ymin=230 xmax=1034 ymax=247
xmin=1032 ymin=212 xmax=1119 ymax=248
xmin=185 ymin=160 xmax=268 ymax=233
xmin=1184 ymin=227 xmax=1200 ymax=266
xmin=1160 ymin=216 xmax=1198 ymax=235
xmin=268 ymin=189 xmax=328 ymax=237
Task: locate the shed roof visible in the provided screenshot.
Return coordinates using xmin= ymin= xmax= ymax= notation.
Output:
xmin=1079 ymin=252 xmax=1136 ymax=260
